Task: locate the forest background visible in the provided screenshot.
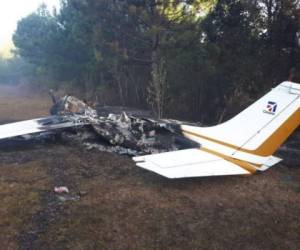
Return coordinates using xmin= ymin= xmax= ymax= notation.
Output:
xmin=0 ymin=0 xmax=299 ymax=124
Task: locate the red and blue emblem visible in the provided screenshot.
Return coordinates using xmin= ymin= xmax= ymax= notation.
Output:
xmin=265 ymin=101 xmax=277 ymax=114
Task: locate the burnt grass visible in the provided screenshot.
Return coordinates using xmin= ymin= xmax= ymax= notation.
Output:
xmin=1 ymin=85 xmax=300 ymax=249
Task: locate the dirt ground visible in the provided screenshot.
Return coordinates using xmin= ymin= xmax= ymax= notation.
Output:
xmin=0 ymin=84 xmax=300 ymax=250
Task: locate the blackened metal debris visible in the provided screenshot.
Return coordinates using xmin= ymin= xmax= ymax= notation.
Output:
xmin=45 ymin=95 xmax=200 ymax=155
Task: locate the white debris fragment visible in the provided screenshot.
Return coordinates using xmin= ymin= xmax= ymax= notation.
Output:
xmin=120 ymin=112 xmax=130 ymax=123
xmin=54 ymin=186 xmax=70 ymax=194
xmin=57 ymin=194 xmax=80 ymax=202
xmin=148 ymin=130 xmax=156 ymax=137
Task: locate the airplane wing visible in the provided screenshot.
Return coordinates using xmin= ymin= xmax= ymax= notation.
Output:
xmin=133 ymin=149 xmax=251 ymax=178
xmin=0 ymin=115 xmax=88 ymax=140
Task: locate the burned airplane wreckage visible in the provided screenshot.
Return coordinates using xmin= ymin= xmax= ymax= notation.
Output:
xmin=0 ymin=93 xmax=198 ymax=156
xmin=1 ymin=81 xmax=300 ymax=178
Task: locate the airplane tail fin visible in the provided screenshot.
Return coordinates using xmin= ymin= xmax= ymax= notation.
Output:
xmin=134 ymin=82 xmax=300 ymax=178
xmin=181 ymin=81 xmax=300 ymax=159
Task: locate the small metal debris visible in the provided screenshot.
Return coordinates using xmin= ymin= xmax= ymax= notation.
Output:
xmin=50 ymin=95 xmax=97 ymax=118
xmin=57 ymin=194 xmax=80 ymax=202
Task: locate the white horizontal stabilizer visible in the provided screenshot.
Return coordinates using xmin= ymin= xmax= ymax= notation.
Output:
xmin=133 ymin=149 xmax=250 ymax=178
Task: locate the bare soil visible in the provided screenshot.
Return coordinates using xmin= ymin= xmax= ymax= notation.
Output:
xmin=0 ymin=84 xmax=300 ymax=250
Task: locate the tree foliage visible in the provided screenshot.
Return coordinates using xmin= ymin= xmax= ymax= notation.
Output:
xmin=8 ymin=0 xmax=300 ymax=123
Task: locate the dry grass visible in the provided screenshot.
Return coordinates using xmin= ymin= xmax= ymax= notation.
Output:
xmin=0 ymin=85 xmax=51 ymax=122
xmin=0 ymin=161 xmax=52 ymax=249
xmin=0 ymin=84 xmax=300 ymax=249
